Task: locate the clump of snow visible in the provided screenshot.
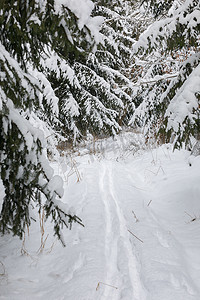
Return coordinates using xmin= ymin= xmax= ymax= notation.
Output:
xmin=87 ymin=16 xmax=104 ymax=45
xmin=48 ymin=175 xmax=64 ymax=198
xmin=55 ymin=0 xmax=94 ymax=28
xmin=54 ymin=0 xmax=103 ymax=44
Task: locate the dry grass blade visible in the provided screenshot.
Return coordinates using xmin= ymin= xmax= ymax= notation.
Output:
xmin=0 ymin=261 xmax=5 ymax=276
xmin=37 ymin=208 xmax=49 ymax=254
xmin=132 ymin=210 xmax=139 ymax=222
xmin=21 ymin=233 xmax=30 ymax=256
xmin=46 ymin=239 xmax=57 ymax=254
xmin=67 ymin=157 xmax=82 ymax=183
xmin=184 ymin=211 xmax=198 ymax=223
xmin=96 ymin=281 xmax=118 ymax=291
xmin=128 ymin=229 xmax=144 ymax=243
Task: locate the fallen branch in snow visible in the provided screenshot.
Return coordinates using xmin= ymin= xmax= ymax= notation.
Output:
xmin=147 ymin=200 xmax=152 ymax=207
xmin=96 ymin=282 xmax=118 ymax=291
xmin=128 ymin=229 xmax=144 ymax=243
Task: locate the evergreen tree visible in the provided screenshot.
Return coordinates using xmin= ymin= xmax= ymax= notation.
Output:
xmin=130 ymin=0 xmax=200 ymax=149
xmin=89 ymin=0 xmax=137 ymax=128
xmin=53 ymin=0 xmax=138 ymax=141
xmin=0 ymin=0 xmax=137 ymax=242
xmin=0 ymin=0 xmax=89 ymax=243
xmin=38 ymin=0 xmax=138 ymax=142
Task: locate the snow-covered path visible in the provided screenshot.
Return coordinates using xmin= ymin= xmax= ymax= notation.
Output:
xmin=98 ymin=162 xmax=146 ymax=300
xmin=1 ymin=138 xmax=200 ymax=300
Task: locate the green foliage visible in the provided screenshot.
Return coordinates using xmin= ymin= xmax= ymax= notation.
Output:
xmin=0 ymin=0 xmax=137 ymax=242
xmin=0 ymin=0 xmax=87 ymax=243
xmin=141 ymin=0 xmax=175 ymax=18
xmin=0 ymin=117 xmax=39 ymax=237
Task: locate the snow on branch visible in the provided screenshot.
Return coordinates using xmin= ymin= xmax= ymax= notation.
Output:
xmin=133 ymin=0 xmax=200 ymax=53
xmin=166 ymin=63 xmax=200 ymax=132
xmin=54 ymin=0 xmax=103 ymax=44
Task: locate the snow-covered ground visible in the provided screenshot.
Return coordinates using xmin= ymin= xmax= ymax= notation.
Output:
xmin=1 ymin=133 xmax=200 ymax=300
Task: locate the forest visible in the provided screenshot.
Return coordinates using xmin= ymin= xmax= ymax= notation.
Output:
xmin=0 ymin=1 xmax=200 ymax=299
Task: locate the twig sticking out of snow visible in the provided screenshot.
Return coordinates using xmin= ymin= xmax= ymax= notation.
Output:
xmin=96 ymin=281 xmax=118 ymax=291
xmin=0 ymin=261 xmax=5 ymax=276
xmin=67 ymin=157 xmax=82 ymax=183
xmin=147 ymin=200 xmax=152 ymax=206
xmin=37 ymin=209 xmax=49 ymax=254
xmin=184 ymin=211 xmax=198 ymax=223
xmin=21 ymin=225 xmax=30 ymax=257
xmin=132 ymin=210 xmax=139 ymax=222
xmin=128 ymin=229 xmax=144 ymax=243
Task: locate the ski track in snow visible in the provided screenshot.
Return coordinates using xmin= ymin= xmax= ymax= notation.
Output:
xmin=99 ymin=162 xmax=146 ymax=300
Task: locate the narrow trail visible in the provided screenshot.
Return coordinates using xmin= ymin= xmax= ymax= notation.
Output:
xmin=1 ymin=144 xmax=200 ymax=300
xmin=99 ymin=162 xmax=146 ymax=300
xmin=96 ymin=156 xmax=200 ymax=300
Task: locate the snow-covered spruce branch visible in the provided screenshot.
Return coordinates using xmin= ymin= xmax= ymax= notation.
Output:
xmin=133 ymin=0 xmax=200 ymax=54
xmin=119 ymin=73 xmax=178 ymax=89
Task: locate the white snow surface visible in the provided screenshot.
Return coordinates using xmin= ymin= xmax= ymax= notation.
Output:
xmin=1 ymin=132 xmax=200 ymax=300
